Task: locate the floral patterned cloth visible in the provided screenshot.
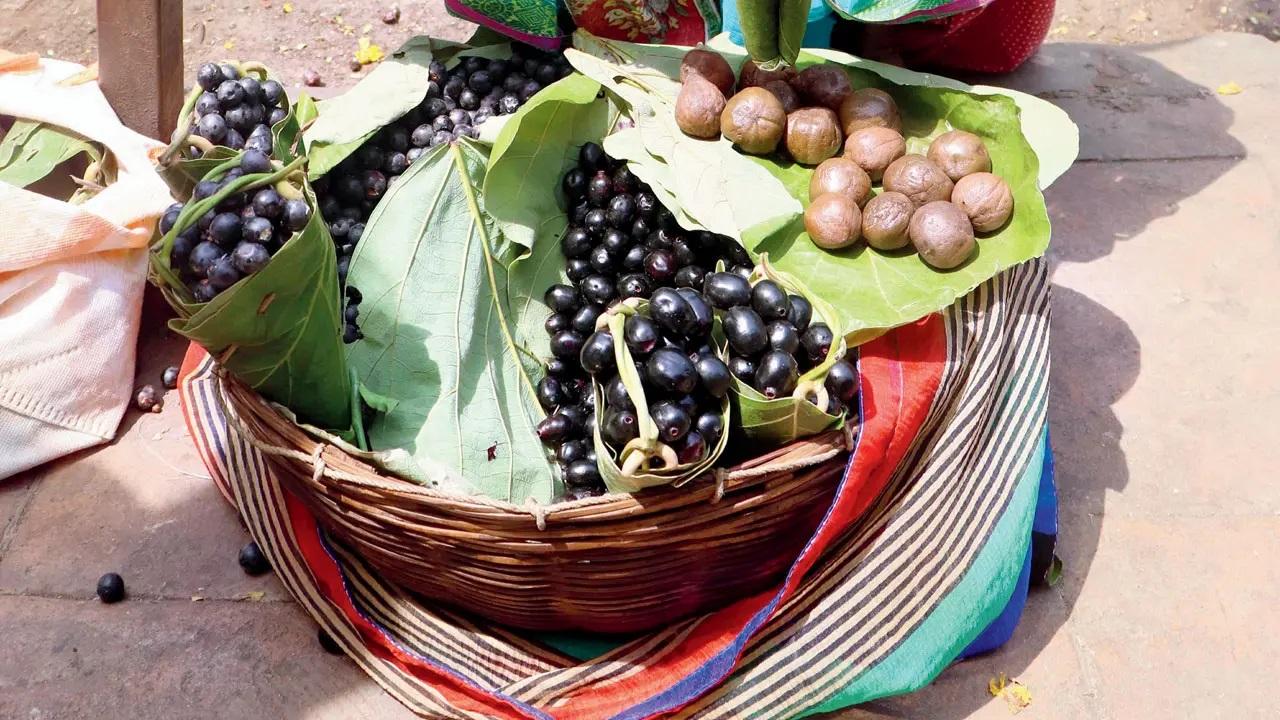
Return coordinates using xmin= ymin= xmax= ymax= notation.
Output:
xmin=567 ymin=0 xmax=723 ymax=44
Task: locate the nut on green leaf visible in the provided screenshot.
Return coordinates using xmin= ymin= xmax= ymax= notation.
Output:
xmin=843 ymin=126 xmax=906 ymax=181
xmin=763 ymin=80 xmax=799 ymax=113
xmin=908 ymin=200 xmax=975 ymax=269
xmin=809 ymin=157 xmax=871 ymax=207
xmin=676 ymin=74 xmax=727 ymax=139
xmin=952 ymin=172 xmax=1014 ymax=232
xmin=785 ymin=107 xmax=842 ymax=166
xmin=791 ymin=65 xmax=853 ymax=112
xmin=738 ymin=61 xmax=796 ymax=91
xmin=861 ymin=191 xmax=914 ymax=250
xmin=680 ymin=47 xmax=735 ymax=97
xmin=720 ymin=87 xmax=786 ymax=155
xmin=837 ymin=87 xmax=901 ymax=136
xmin=927 ymin=129 xmax=992 ymax=181
xmin=883 ymin=154 xmax=954 ymax=207
xmin=805 ymin=193 xmax=862 ymax=250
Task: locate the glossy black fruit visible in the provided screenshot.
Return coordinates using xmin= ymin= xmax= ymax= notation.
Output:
xmin=648 ymin=288 xmax=693 ymax=336
xmin=695 ymin=355 xmax=732 ymax=398
xmin=586 ymin=172 xmax=612 ymax=207
xmin=751 ymin=280 xmax=790 ymax=321
xmin=723 ymin=306 xmax=768 ymax=356
xmin=589 ymin=245 xmax=614 ymax=274
xmin=766 ymin=321 xmax=800 ymax=354
xmin=238 ymin=541 xmax=271 ymax=575
xmin=557 ymin=439 xmax=589 ymax=465
xmin=242 ymin=216 xmax=274 ymax=244
xmin=96 ymin=572 xmax=125 ymax=603
xmin=695 ymin=411 xmax=724 ymax=445
xmin=252 ymin=187 xmax=283 ymax=219
xmin=161 ymin=366 xmax=180 ymax=389
xmin=188 ymin=241 xmax=224 ymax=278
xmin=195 ymin=113 xmax=227 ymax=142
xmin=583 ymin=208 xmax=608 ymax=237
xmin=602 ymin=408 xmax=640 ymax=446
xmin=674 ymin=265 xmax=706 ymax=290
xmin=566 ymin=257 xmax=592 ymax=282
xmin=675 ymin=430 xmax=706 ymax=465
xmin=728 ymin=355 xmax=757 ymax=385
xmin=605 ymin=375 xmax=634 ymax=410
xmin=283 ymin=198 xmax=311 ymax=231
xmin=676 ymin=288 xmax=714 ymax=339
xmin=564 ymin=460 xmax=602 ymax=489
xmin=606 ymin=194 xmax=636 ymax=228
xmin=579 ymin=142 xmax=605 ymax=171
xmin=571 ymin=303 xmax=604 ymax=335
xmin=208 ymin=212 xmax=241 ymax=247
xmin=544 ymin=284 xmax=580 ymax=313
xmin=755 ymin=350 xmax=799 ymax=399
xmin=635 ymin=191 xmax=659 ymax=219
xmin=536 ymin=376 xmax=565 ymax=410
xmin=616 ymin=273 xmax=652 ymax=300
xmin=624 ymin=315 xmax=660 ymax=357
xmin=207 ymin=256 xmax=241 ymax=291
xmin=197 ymin=62 xmax=224 ymax=91
xmin=546 ymin=358 xmax=571 ymax=377
xmin=216 ymin=79 xmax=245 ymax=107
xmin=536 ymin=412 xmax=574 ymax=445
xmin=644 ymin=249 xmax=676 ymax=283
xmin=630 ymin=217 xmax=652 ymax=242
xmin=825 ymin=359 xmax=858 ymax=403
xmin=579 ymin=331 xmax=616 ymax=375
xmin=787 ymin=294 xmax=813 ymax=331
xmin=232 ymin=242 xmax=271 ymax=274
xmin=601 ymin=228 xmax=629 ymax=255
xmin=650 ymin=401 xmax=691 ymax=443
xmin=801 ymin=323 xmax=835 ymax=363
xmin=561 ymin=227 xmax=593 ymax=258
xmin=579 ymin=274 xmax=616 ymax=305
xmin=703 ymin=271 xmax=752 ymax=310
xmin=622 ymin=244 xmax=648 ymax=271
xmin=646 ymin=348 xmax=698 ymax=394
xmin=546 ymin=314 xmax=572 ymax=338
xmin=562 ymin=167 xmax=587 ymax=199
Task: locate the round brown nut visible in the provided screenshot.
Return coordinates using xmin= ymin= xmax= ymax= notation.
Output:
xmin=843 ymin=126 xmax=906 ymax=181
xmin=952 ymin=172 xmax=1014 ymax=232
xmin=762 ymin=80 xmax=799 ymax=113
xmin=861 ymin=191 xmax=914 ymax=250
xmin=908 ymin=200 xmax=976 ymax=269
xmin=809 ymin=157 xmax=871 ymax=207
xmin=927 ymin=129 xmax=992 ymax=181
xmin=837 ymin=87 xmax=901 ymax=135
xmin=720 ymin=87 xmax=787 ymax=154
xmin=882 ymin=154 xmax=954 ymax=207
xmin=675 ymin=74 xmax=727 ymax=139
xmin=805 ymin=193 xmax=862 ymax=250
xmin=738 ymin=61 xmax=796 ymax=91
xmin=785 ymin=107 xmax=842 ymax=166
xmin=791 ymin=65 xmax=853 ymax=111
xmin=680 ymin=47 xmax=736 ymax=97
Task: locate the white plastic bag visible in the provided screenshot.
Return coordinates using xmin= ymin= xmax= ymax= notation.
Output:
xmin=0 ymin=53 xmax=172 ymax=479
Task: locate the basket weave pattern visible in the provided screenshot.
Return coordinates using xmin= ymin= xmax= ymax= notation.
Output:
xmin=224 ymin=375 xmax=852 ymax=633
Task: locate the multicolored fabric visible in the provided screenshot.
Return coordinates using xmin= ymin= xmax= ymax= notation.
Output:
xmin=567 ymin=0 xmax=723 ymax=45
xmin=828 ymin=0 xmax=994 ymax=24
xmin=444 ymin=0 xmax=564 ymax=49
xmin=179 ymin=258 xmax=1050 ymax=719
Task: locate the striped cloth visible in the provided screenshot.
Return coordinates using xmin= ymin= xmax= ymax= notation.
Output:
xmin=178 ymin=258 xmax=1051 ymax=719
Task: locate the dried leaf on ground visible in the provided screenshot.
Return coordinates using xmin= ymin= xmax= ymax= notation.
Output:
xmin=988 ymin=673 xmax=1033 ymax=714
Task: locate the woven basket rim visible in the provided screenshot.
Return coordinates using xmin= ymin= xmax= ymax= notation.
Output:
xmin=219 ymin=367 xmax=856 ymax=524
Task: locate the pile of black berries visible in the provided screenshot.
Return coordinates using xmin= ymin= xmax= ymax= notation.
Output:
xmin=162 ymin=148 xmax=311 ymax=302
xmin=534 ymin=143 xmax=751 ymax=499
xmin=315 ymin=46 xmax=573 ymax=344
xmin=705 ymin=271 xmax=858 ymax=414
xmin=190 ymin=62 xmax=287 ymax=154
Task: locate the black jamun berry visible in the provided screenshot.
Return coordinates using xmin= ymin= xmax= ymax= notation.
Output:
xmin=723 ymin=306 xmax=768 ymax=356
xmin=703 ymin=271 xmax=752 ymax=309
xmin=646 ymin=348 xmax=698 ymax=394
xmin=238 ymin=541 xmax=271 ymax=575
xmin=96 ymin=572 xmax=125 ymax=603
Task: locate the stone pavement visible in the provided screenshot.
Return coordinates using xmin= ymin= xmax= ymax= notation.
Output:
xmin=2 ymin=32 xmax=1277 ymax=720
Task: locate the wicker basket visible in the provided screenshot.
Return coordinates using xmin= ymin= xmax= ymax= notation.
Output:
xmin=223 ymin=374 xmax=853 ymax=634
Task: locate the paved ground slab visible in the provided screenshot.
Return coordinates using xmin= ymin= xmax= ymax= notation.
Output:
xmin=0 ymin=31 xmax=1277 ymax=720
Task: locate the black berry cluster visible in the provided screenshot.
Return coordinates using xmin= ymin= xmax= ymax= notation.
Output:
xmin=706 ymin=272 xmax=858 ymax=414
xmin=534 ymin=143 xmax=750 ymax=499
xmin=162 ymin=149 xmax=311 ymax=303
xmin=190 ymin=63 xmax=287 ymax=154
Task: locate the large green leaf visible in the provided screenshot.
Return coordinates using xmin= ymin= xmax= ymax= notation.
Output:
xmin=483 ymin=73 xmax=613 ymax=255
xmin=303 ymin=37 xmax=435 ymax=178
xmin=0 ymin=120 xmax=100 ymax=188
xmin=344 ymin=140 xmax=557 ymax=502
xmin=567 ymin=33 xmax=802 ymax=248
xmin=149 ymin=158 xmax=352 ymax=430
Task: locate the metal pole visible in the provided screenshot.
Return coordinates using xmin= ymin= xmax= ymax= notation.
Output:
xmin=96 ymin=0 xmax=184 ymax=140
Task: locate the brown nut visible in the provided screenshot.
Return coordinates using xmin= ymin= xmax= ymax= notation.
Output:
xmin=676 ymin=74 xmax=727 ymax=139
xmin=791 ymin=65 xmax=853 ymax=112
xmin=738 ymin=61 xmax=797 ymax=91
xmin=805 ymin=193 xmax=862 ymax=250
xmin=927 ymin=129 xmax=992 ymax=181
xmin=720 ymin=87 xmax=787 ymax=154
xmin=843 ymin=126 xmax=906 ymax=181
xmin=951 ymin=172 xmax=1014 ymax=232
xmin=882 ymin=154 xmax=954 ymax=207
xmin=680 ymin=47 xmax=736 ymax=97
xmin=908 ymin=200 xmax=975 ymax=269
xmin=837 ymin=87 xmax=901 ymax=135
xmin=861 ymin=191 xmax=914 ymax=250
xmin=762 ymin=80 xmax=799 ymax=114
xmin=785 ymin=107 xmax=842 ymax=166
xmin=809 ymin=157 xmax=871 ymax=207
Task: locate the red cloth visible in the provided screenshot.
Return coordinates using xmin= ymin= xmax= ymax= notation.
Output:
xmin=863 ymin=0 xmax=1057 ymax=74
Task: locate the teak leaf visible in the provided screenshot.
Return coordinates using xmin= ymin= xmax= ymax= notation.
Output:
xmin=0 ymin=120 xmax=100 ymax=189
xmin=345 ymin=140 xmax=557 ymax=503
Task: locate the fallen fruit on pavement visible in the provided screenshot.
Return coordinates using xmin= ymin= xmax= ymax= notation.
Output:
xmin=161 ymin=366 xmax=180 ymax=389
xmin=97 ymin=572 xmax=125 ymax=603
xmin=238 ymin=541 xmax=272 ymax=576
xmin=135 ymin=384 xmax=162 ymax=413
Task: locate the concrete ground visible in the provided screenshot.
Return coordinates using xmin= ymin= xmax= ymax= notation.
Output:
xmin=2 ymin=25 xmax=1279 ymax=720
